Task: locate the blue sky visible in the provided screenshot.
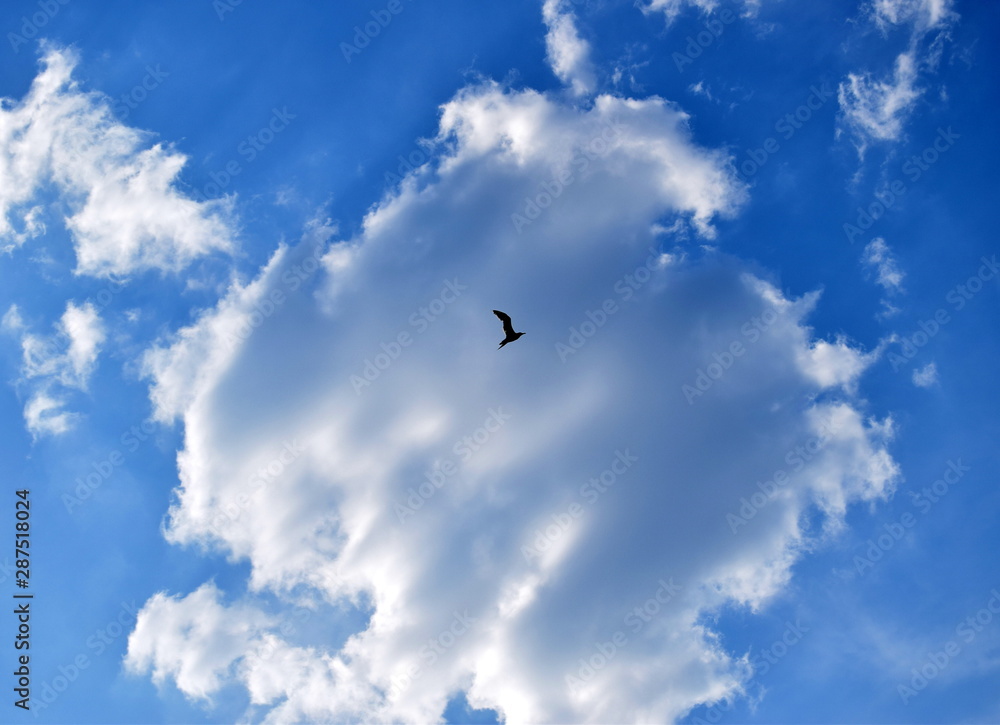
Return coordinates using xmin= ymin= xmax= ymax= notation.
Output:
xmin=0 ymin=0 xmax=997 ymax=723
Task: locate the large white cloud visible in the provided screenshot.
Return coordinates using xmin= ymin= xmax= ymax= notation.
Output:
xmin=0 ymin=45 xmax=235 ymax=277
xmin=124 ymin=70 xmax=899 ymax=724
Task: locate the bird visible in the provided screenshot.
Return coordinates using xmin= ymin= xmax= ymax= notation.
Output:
xmin=493 ymin=310 xmax=525 ymax=349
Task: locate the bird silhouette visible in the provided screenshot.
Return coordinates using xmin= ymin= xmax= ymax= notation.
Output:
xmin=493 ymin=310 xmax=525 ymax=349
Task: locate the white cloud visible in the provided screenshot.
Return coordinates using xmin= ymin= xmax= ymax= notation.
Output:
xmin=689 ymin=81 xmax=714 ymax=101
xmin=61 ymin=301 xmax=106 ymax=384
xmin=0 ymin=45 xmax=235 ymax=277
xmin=839 ymin=50 xmax=922 ymax=147
xmin=126 ymin=74 xmax=899 ymax=725
xmin=1 ymin=305 xmax=24 ymax=333
xmin=862 ymin=237 xmax=905 ymax=292
xmin=639 ymin=0 xmax=760 ymax=24
xmin=0 ymin=205 xmax=46 ymax=253
xmin=871 ymin=0 xmax=956 ymax=32
xmin=640 ymin=0 xmax=717 ymax=23
xmin=861 ymin=237 xmax=905 ymax=319
xmin=23 ymin=301 xmax=105 ymax=389
xmin=23 ymin=389 xmax=75 ymax=437
xmin=435 ymin=85 xmax=746 ymax=236
xmin=838 ymin=0 xmax=958 ymax=152
xmin=125 ymin=582 xmax=274 ymax=701
xmin=542 ymin=0 xmax=597 ymax=96
xmin=912 ymin=361 xmax=938 ymax=387
xmin=141 ymin=246 xmax=290 ymax=426
xmin=5 ymin=300 xmax=106 ymax=437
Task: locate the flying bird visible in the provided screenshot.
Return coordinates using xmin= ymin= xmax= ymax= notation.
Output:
xmin=493 ymin=310 xmax=525 ymax=349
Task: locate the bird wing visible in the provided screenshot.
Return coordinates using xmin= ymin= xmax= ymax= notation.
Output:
xmin=493 ymin=309 xmax=515 ymax=336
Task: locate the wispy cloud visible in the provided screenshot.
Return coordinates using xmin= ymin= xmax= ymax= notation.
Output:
xmin=870 ymin=0 xmax=957 ymax=33
xmin=862 ymin=237 xmax=905 ymax=290
xmin=862 ymin=237 xmax=906 ymax=318
xmin=912 ymin=360 xmax=938 ymax=387
xmin=638 ymin=0 xmax=761 ymax=24
xmin=839 ymin=51 xmax=922 ymax=147
xmin=838 ymin=0 xmax=958 ymax=154
xmin=4 ymin=300 xmax=106 ymax=437
xmin=542 ymin=0 xmax=597 ymax=96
